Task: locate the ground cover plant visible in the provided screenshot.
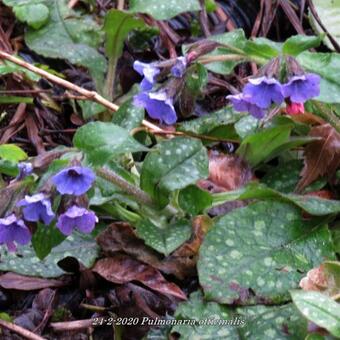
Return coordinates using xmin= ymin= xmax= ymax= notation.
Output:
xmin=0 ymin=0 xmax=339 ymax=339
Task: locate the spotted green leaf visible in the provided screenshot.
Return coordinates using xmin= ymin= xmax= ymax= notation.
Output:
xmin=141 ymin=137 xmax=208 ymax=208
xmin=237 ymin=304 xmax=308 ymax=339
xmin=0 ymin=233 xmax=99 ymax=278
xmin=178 ymin=107 xmax=242 ymax=135
xmin=262 ymin=160 xmax=302 ymax=193
xmin=25 ymin=0 xmax=106 ymax=90
xmin=291 ymin=290 xmax=340 ymax=337
xmin=129 ymin=0 xmax=201 ymax=20
xmin=135 ymin=219 xmax=192 ymax=256
xmin=172 ymin=291 xmax=239 ymax=339
xmin=112 ymin=99 xmax=144 ymax=131
xmin=198 ymin=201 xmax=335 ymax=304
xmin=234 ymin=115 xmax=259 ymax=138
xmin=178 ymin=185 xmax=213 ymax=215
xmin=73 ymin=122 xmax=148 ymax=165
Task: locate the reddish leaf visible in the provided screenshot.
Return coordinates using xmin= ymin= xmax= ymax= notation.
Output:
xmin=0 ymin=272 xmax=70 ymax=291
xmin=297 ymin=124 xmax=340 ymax=192
xmin=93 ymin=255 xmax=186 ymax=300
xmin=14 ymin=288 xmax=57 ymax=334
xmin=198 ymin=151 xmax=253 ymax=193
xmin=25 ymin=113 xmax=45 ymax=154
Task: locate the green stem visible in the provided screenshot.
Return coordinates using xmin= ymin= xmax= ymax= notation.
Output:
xmin=96 ymin=167 xmax=155 ymax=208
xmin=211 ymin=189 xmax=245 ymax=206
xmin=104 ymin=55 xmax=118 ymax=101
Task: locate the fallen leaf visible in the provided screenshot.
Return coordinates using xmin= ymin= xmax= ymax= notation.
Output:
xmin=299 ymin=261 xmax=340 ymax=298
xmin=198 ymin=150 xmax=253 ymax=193
xmin=25 ymin=113 xmax=45 ymax=154
xmin=14 ymin=288 xmax=56 ymax=333
xmin=0 ymin=272 xmax=70 ymax=291
xmin=93 ymin=255 xmax=186 ymax=300
xmin=297 ymin=124 xmax=340 ymax=192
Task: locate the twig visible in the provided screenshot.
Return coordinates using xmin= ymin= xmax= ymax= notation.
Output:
xmin=0 ymin=50 xmax=164 ymax=133
xmin=50 ymin=319 xmax=93 ymax=332
xmin=0 ymin=319 xmax=46 ymax=340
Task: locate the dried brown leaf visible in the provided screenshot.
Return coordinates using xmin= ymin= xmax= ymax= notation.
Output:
xmin=0 ymin=272 xmax=70 ymax=290
xmin=297 ymin=124 xmax=340 ymax=192
xmin=93 ymin=255 xmax=186 ymax=300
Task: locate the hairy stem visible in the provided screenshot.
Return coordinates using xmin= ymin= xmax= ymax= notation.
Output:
xmin=96 ymin=167 xmax=155 ymax=208
xmin=104 ymin=56 xmax=118 ymax=101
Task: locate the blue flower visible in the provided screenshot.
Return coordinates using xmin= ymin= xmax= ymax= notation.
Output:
xmin=17 ymin=193 xmax=55 ymax=225
xmin=243 ymin=76 xmax=284 ymax=109
xmin=283 ymin=74 xmax=320 ymax=103
xmin=171 ymin=57 xmax=187 ymax=78
xmin=17 ymin=162 xmax=33 ymax=180
xmin=227 ymin=93 xmax=265 ymax=119
xmin=0 ymin=214 xmax=31 ymax=252
xmin=57 ymin=206 xmax=98 ymax=236
xmin=133 ymin=61 xmax=160 ymax=91
xmin=52 ymin=166 xmax=95 ymax=196
xmin=133 ymin=90 xmax=177 ymax=125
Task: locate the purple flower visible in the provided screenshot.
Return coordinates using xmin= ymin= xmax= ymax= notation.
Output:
xmin=171 ymin=57 xmax=187 ymax=78
xmin=243 ymin=76 xmax=284 ymax=109
xmin=283 ymin=74 xmax=320 ymax=103
xmin=0 ymin=214 xmax=31 ymax=252
xmin=133 ymin=91 xmax=177 ymax=125
xmin=17 ymin=193 xmax=55 ymax=225
xmin=17 ymin=162 xmax=33 ymax=180
xmin=133 ymin=61 xmax=160 ymax=91
xmin=227 ymin=93 xmax=265 ymax=119
xmin=56 ymin=206 xmax=98 ymax=236
xmin=52 ymin=166 xmax=95 ymax=196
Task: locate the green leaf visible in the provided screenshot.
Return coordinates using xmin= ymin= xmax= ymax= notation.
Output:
xmin=262 ymin=160 xmax=302 ymax=193
xmin=198 ymin=201 xmax=335 ymax=304
xmin=0 ymin=159 xmax=19 ymax=177
xmin=135 ymin=219 xmax=192 ymax=256
xmin=297 ymin=51 xmax=340 ymax=103
xmin=0 ymin=312 xmax=12 ymax=322
xmin=3 ymin=0 xmax=49 ymax=29
xmin=309 ymin=0 xmax=340 ymax=51
xmin=236 ymin=125 xmax=293 ymax=167
xmin=244 ymin=38 xmax=281 ymax=60
xmin=213 ymin=182 xmax=340 ymax=216
xmin=178 ymin=185 xmax=212 ymax=215
xmin=291 ymin=290 xmax=340 ymax=337
xmin=25 ymin=0 xmax=106 ymax=90
xmin=32 ymin=223 xmax=66 ymax=260
xmin=237 ymin=304 xmax=308 ymax=339
xmin=141 ymin=137 xmax=208 ymax=208
xmin=129 ymin=0 xmax=201 ymax=20
xmin=104 ymin=9 xmax=145 ymax=59
xmin=111 ymin=99 xmax=144 ymax=131
xmin=178 ymin=107 xmax=241 ymax=135
xmin=0 ymin=60 xmax=40 ymax=81
xmin=234 ymin=115 xmax=259 ymax=138
xmin=205 ymin=29 xmax=247 ymax=74
xmin=172 ymin=291 xmax=239 ymax=339
xmin=73 ymin=122 xmax=148 ymax=165
xmin=283 ymin=35 xmax=323 ymax=56
xmin=0 ymin=144 xmax=28 ymax=162
xmin=0 ymin=232 xmax=99 ymax=278
xmin=78 ymin=101 xmax=106 ymax=120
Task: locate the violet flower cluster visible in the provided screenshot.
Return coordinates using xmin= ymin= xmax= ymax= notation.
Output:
xmin=0 ymin=166 xmax=98 ymax=252
xmin=228 ymin=73 xmax=321 ymax=119
xmin=133 ymin=57 xmax=187 ymax=125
